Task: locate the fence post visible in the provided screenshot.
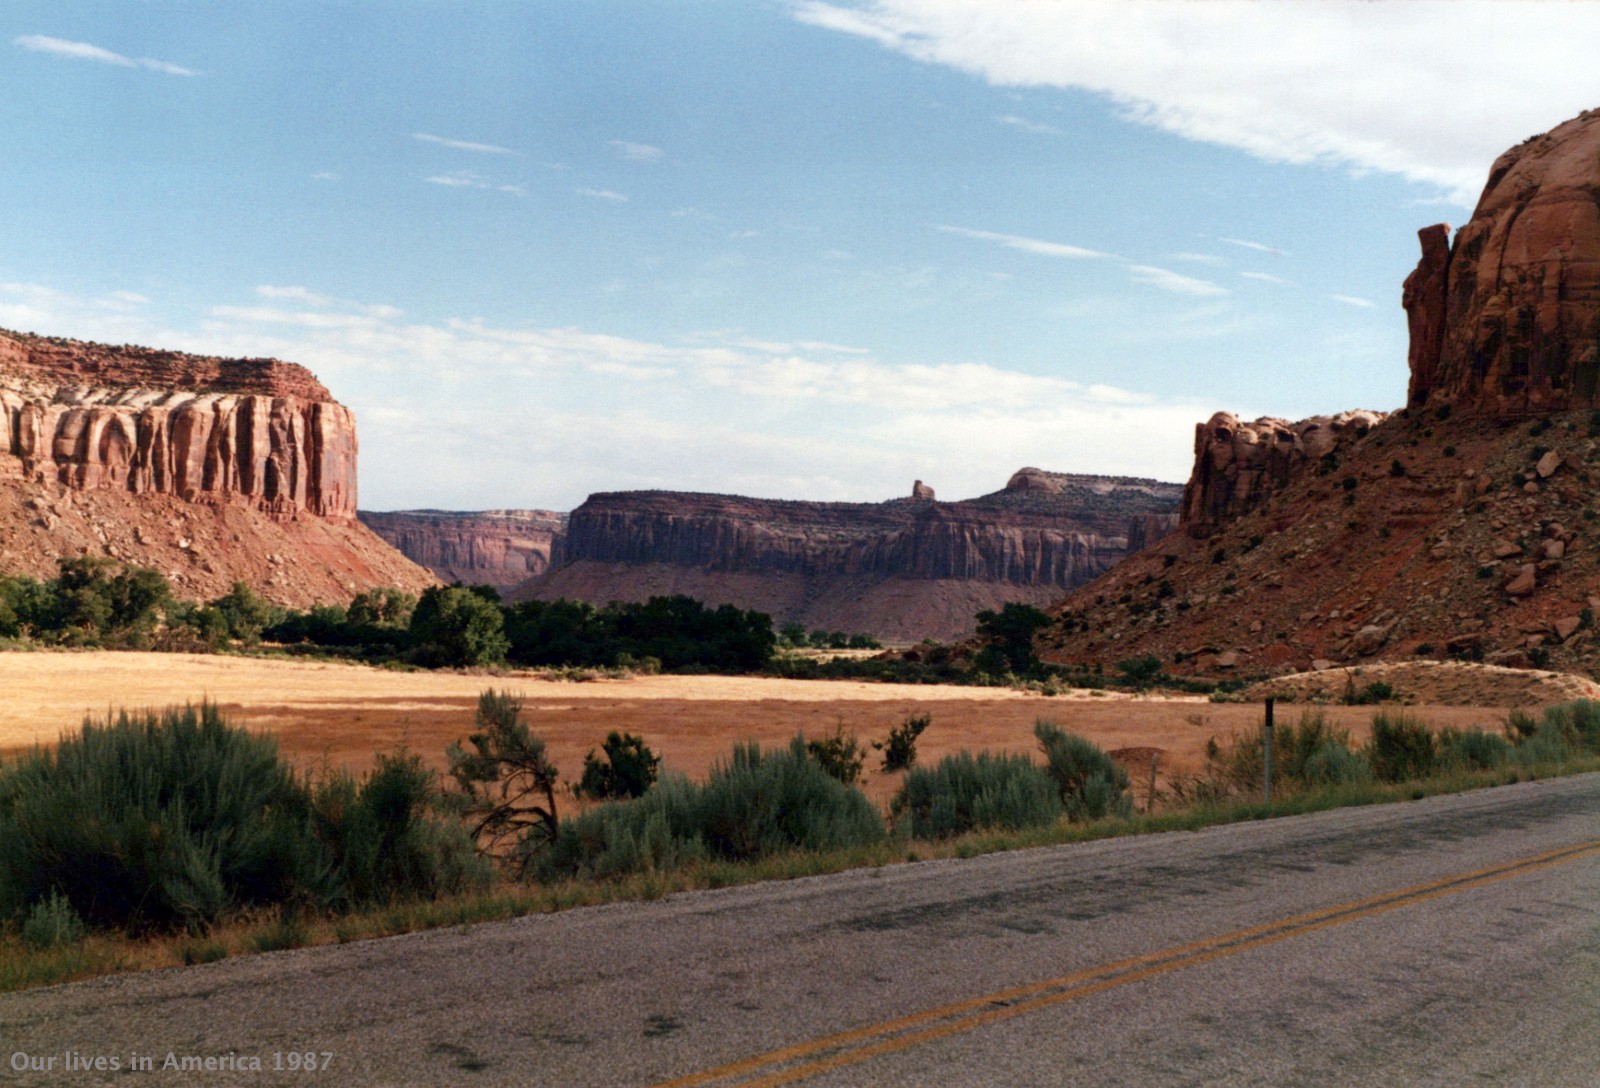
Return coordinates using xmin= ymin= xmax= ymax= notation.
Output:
xmin=1147 ymin=753 xmax=1159 ymax=815
xmin=1263 ymin=696 xmax=1275 ymax=805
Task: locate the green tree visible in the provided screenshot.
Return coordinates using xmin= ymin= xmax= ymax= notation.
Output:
xmin=209 ymin=581 xmax=276 ymax=645
xmin=577 ymin=731 xmax=661 ymax=800
xmin=410 ymin=586 xmax=509 ymax=667
xmin=974 ymin=602 xmax=1052 ymax=674
xmin=447 ymin=690 xmax=561 ymax=868
xmin=347 ymin=587 xmax=415 ymax=629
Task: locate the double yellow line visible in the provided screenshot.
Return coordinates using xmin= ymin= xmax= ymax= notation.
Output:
xmin=652 ymin=838 xmax=1600 ymax=1088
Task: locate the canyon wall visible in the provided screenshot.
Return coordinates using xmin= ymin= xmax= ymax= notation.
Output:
xmin=359 ymin=509 xmax=566 ymax=593
xmin=0 ymin=328 xmax=434 ymax=605
xmin=513 ymin=474 xmax=1181 ymax=641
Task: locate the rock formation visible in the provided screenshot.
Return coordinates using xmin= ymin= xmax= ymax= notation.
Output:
xmin=1409 ymin=109 xmax=1600 ymax=416
xmin=513 ymin=473 xmax=1183 ymax=642
xmin=1037 ymin=107 xmax=1600 ymax=676
xmin=359 ymin=509 xmax=566 ymax=593
xmin=1 ymin=331 xmax=356 ymax=518
xmin=912 ymin=480 xmax=935 ymax=500
xmin=1180 ymin=410 xmax=1386 ymax=536
xmin=0 ymin=328 xmax=434 ymax=605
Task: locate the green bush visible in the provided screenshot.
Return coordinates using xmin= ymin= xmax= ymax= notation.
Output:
xmin=21 ymin=890 xmax=86 ymax=949
xmin=0 ymin=705 xmax=329 ymax=932
xmin=411 ymin=586 xmax=509 ymax=667
xmin=1438 ymin=728 xmax=1512 ymax=771
xmin=578 ymin=731 xmax=661 ymax=800
xmin=894 ymin=751 xmax=1062 ymax=839
xmin=539 ymin=737 xmax=882 ymax=879
xmin=1301 ymin=738 xmax=1372 ymax=787
xmin=873 ymin=713 xmax=930 ymax=773
xmin=1539 ymin=699 xmax=1600 ymax=754
xmin=313 ymin=752 xmax=488 ymax=906
xmin=1366 ymin=711 xmax=1437 ymax=782
xmin=1033 ymin=721 xmax=1131 ymax=821
xmin=804 ymin=724 xmax=865 ymax=784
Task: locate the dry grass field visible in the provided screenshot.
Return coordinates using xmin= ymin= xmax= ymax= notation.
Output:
xmin=0 ymin=651 xmax=1528 ymax=808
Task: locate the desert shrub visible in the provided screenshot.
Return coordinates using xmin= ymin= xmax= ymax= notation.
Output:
xmin=0 ymin=704 xmax=330 ymax=932
xmin=1513 ymin=719 xmax=1573 ymax=766
xmin=1115 ymin=655 xmax=1163 ymax=690
xmin=1366 ymin=711 xmax=1437 ymax=782
xmin=974 ymin=603 xmax=1051 ymax=675
xmin=447 ymin=691 xmax=561 ymax=867
xmin=874 ymin=713 xmax=930 ymax=773
xmin=1033 ymin=721 xmax=1131 ymax=821
xmin=538 ymin=737 xmax=881 ymax=879
xmin=894 ymin=751 xmax=1062 ymax=839
xmin=20 ymin=890 xmax=86 ymax=949
xmin=1437 ymin=728 xmax=1511 ymax=771
xmin=1539 ymin=699 xmax=1600 ymax=754
xmin=805 ymin=723 xmax=865 ymax=784
xmin=313 ymin=752 xmax=488 ymax=906
xmin=577 ymin=731 xmax=660 ymax=800
xmin=1301 ymin=738 xmax=1372 ymax=787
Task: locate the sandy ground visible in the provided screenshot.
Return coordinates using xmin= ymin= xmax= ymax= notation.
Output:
xmin=0 ymin=652 xmax=1536 ymax=807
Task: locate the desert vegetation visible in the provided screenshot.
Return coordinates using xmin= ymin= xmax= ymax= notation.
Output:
xmin=5 ymin=691 xmax=1598 ymax=992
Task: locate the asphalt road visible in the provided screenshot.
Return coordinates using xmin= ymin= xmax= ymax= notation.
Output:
xmin=3 ymin=774 xmax=1598 ymax=1087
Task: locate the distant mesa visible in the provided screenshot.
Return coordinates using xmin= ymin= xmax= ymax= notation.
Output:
xmin=358 ymin=509 xmax=567 ymax=594
xmin=473 ymin=472 xmax=1184 ymax=643
xmin=0 ymin=328 xmax=434 ymax=605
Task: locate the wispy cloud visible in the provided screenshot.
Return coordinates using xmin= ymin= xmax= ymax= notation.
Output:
xmin=1330 ymin=294 xmax=1376 ymax=308
xmin=936 ymin=224 xmax=1108 ymax=259
xmin=413 ymin=132 xmax=514 ymax=155
xmin=1240 ymin=271 xmax=1290 ymax=285
xmin=795 ymin=1 xmax=1600 ymax=204
xmin=310 ymin=171 xmax=339 ymax=182
xmin=14 ymin=34 xmax=197 ymax=76
xmin=997 ymin=114 xmax=1063 ymax=136
xmin=1221 ymin=237 xmax=1289 ymax=257
xmin=255 ymin=285 xmax=400 ymax=319
xmin=577 ymin=188 xmax=629 ymax=203
xmin=1172 ymin=252 xmax=1224 ymax=266
xmin=609 ymin=140 xmax=664 ymax=161
xmin=1128 ymin=265 xmax=1228 ymax=298
xmin=424 ymin=171 xmax=525 ymax=196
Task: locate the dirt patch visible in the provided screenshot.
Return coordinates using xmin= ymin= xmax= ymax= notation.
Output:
xmin=0 ymin=652 xmax=1549 ymax=807
xmin=1242 ymin=660 xmax=1600 ymax=708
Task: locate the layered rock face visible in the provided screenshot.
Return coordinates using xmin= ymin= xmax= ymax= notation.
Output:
xmin=1407 ymin=109 xmax=1600 ymax=415
xmin=0 ymin=329 xmax=434 ymax=605
xmin=514 ymin=472 xmax=1182 ymax=641
xmin=359 ymin=509 xmax=566 ymax=593
xmin=1180 ymin=410 xmax=1386 ymax=536
xmin=0 ymin=330 xmax=356 ymax=519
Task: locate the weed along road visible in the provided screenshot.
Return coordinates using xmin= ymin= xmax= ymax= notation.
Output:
xmin=4 ymin=776 xmax=1599 ymax=1087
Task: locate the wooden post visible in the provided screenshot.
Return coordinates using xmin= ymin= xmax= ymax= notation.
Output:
xmin=1263 ymin=696 xmax=1275 ymax=805
xmin=1147 ymin=752 xmax=1160 ymax=815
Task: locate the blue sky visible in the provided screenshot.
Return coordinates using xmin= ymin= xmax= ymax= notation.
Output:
xmin=4 ymin=2 xmax=1600 ymax=511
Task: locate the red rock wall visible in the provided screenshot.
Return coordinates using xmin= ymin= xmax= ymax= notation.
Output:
xmin=1415 ymin=109 xmax=1600 ymax=415
xmin=1179 ymin=410 xmax=1386 ymax=537
xmin=1 ymin=331 xmax=358 ymax=519
xmin=359 ymin=509 xmax=566 ymax=592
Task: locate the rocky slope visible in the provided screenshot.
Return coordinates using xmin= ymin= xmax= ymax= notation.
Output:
xmin=1038 ymin=107 xmax=1600 ymax=677
xmin=0 ymin=329 xmax=434 ymax=605
xmin=358 ymin=509 xmax=566 ymax=593
xmin=512 ymin=474 xmax=1182 ymax=642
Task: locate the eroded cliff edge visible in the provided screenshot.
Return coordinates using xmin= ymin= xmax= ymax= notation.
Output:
xmin=359 ymin=509 xmax=566 ymax=593
xmin=0 ymin=329 xmax=434 ymax=605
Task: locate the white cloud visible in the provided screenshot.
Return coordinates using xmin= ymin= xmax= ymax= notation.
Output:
xmin=14 ymin=34 xmax=198 ymax=75
xmin=257 ymin=285 xmax=335 ymax=306
xmin=424 ymin=171 xmax=526 ymax=196
xmin=310 ymin=171 xmax=339 ymax=181
xmin=108 ymin=291 xmax=149 ymax=304
xmin=795 ymin=1 xmax=1600 ymax=204
xmin=1127 ymin=265 xmax=1228 ymax=298
xmin=1330 ymin=294 xmax=1376 ymax=309
xmin=413 ymin=132 xmax=514 ymax=155
xmin=1221 ymin=237 xmax=1289 ymax=257
xmin=1240 ymin=271 xmax=1289 ymax=285
xmin=936 ymin=224 xmax=1108 ymax=259
xmin=577 ymin=188 xmax=629 ymax=202
xmin=1172 ymin=252 xmax=1224 ymax=266
xmin=609 ymin=140 xmax=664 ymax=161
xmin=997 ymin=114 xmax=1062 ymax=136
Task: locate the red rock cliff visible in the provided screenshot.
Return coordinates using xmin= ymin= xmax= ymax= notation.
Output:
xmin=0 ymin=330 xmax=357 ymax=519
xmin=359 ymin=509 xmax=566 ymax=592
xmin=1409 ymin=109 xmax=1600 ymax=415
xmin=512 ymin=472 xmax=1182 ymax=641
